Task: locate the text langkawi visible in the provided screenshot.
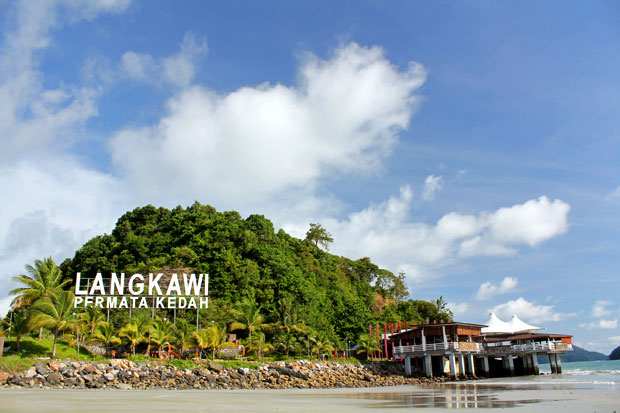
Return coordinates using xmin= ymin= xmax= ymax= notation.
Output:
xmin=73 ymin=272 xmax=209 ymax=309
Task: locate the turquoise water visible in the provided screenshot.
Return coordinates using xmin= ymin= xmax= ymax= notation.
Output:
xmin=499 ymin=359 xmax=620 ymax=389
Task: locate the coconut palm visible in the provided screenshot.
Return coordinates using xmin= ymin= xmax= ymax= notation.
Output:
xmin=190 ymin=328 xmax=210 ymax=359
xmin=92 ymin=322 xmax=121 ymax=355
xmin=230 ymin=296 xmax=266 ymax=339
xmin=205 ymin=324 xmax=226 ymax=360
xmin=275 ymin=331 xmax=298 ymax=356
xmin=245 ymin=331 xmax=273 ymax=361
xmin=6 ymin=311 xmax=31 ymax=352
xmin=29 ymin=290 xmax=76 ymax=357
xmin=10 ymin=257 xmax=70 ymax=339
xmin=79 ymin=306 xmax=105 ymax=338
xmin=311 ymin=332 xmax=335 ymax=358
xmin=172 ymin=319 xmax=192 ymax=352
xmin=272 ymin=296 xmax=306 ymax=335
xmin=119 ymin=323 xmax=145 ymax=356
xmin=150 ymin=316 xmax=174 ymax=352
xmin=356 ymin=333 xmax=380 ymax=361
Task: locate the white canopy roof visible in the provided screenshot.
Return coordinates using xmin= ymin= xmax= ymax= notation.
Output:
xmin=508 ymin=314 xmax=543 ymax=333
xmin=481 ymin=312 xmax=544 ymax=334
xmin=481 ymin=312 xmax=513 ymax=334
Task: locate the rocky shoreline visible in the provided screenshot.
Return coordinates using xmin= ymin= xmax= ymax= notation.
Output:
xmin=0 ymin=359 xmax=475 ymax=390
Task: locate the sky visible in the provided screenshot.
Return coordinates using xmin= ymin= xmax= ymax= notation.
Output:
xmin=1 ymin=0 xmax=619 ymax=354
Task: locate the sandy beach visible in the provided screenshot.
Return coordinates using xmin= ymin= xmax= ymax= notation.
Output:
xmin=1 ymin=381 xmax=618 ymax=412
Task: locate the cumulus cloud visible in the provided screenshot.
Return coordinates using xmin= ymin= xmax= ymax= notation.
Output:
xmin=579 ymin=319 xmax=619 ymax=330
xmin=476 ymin=276 xmax=518 ymax=300
xmin=289 ymin=190 xmax=570 ymax=283
xmin=490 ymin=297 xmax=575 ymax=324
xmin=422 ymin=174 xmax=444 ymax=201
xmin=607 ymin=185 xmax=620 ymax=200
xmin=110 ymin=42 xmax=426 ymax=207
xmin=448 ymin=301 xmax=469 ymax=317
xmin=121 ymin=32 xmax=207 ymax=87
xmin=592 ymin=300 xmax=614 ymax=318
xmin=0 ymin=0 xmax=130 ymax=164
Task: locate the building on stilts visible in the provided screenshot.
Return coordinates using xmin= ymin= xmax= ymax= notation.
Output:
xmin=381 ymin=312 xmax=572 ymax=379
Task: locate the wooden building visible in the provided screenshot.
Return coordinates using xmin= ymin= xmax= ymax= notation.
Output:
xmin=389 ymin=317 xmax=573 ymax=378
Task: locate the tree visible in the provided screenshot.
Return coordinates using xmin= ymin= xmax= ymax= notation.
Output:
xmin=172 ymin=319 xmax=192 ymax=352
xmin=79 ymin=306 xmax=105 ymax=338
xmin=119 ymin=323 xmax=145 ymax=356
xmin=305 ymin=223 xmax=334 ymax=250
xmin=275 ymin=331 xmax=298 ymax=356
xmin=150 ymin=317 xmax=174 ymax=353
xmin=6 ymin=311 xmax=31 ymax=353
xmin=434 ymin=296 xmax=454 ymax=319
xmin=190 ymin=324 xmax=226 ymax=360
xmin=29 ymin=290 xmax=76 ymax=357
xmin=92 ymin=322 xmax=121 ymax=355
xmin=190 ymin=329 xmax=210 ymax=359
xmin=272 ymin=296 xmax=306 ymax=334
xmin=10 ymin=257 xmax=70 ymax=340
xmin=356 ymin=333 xmax=380 ymax=361
xmin=230 ymin=297 xmax=265 ymax=339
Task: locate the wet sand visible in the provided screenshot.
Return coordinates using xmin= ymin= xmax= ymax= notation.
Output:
xmin=0 ymin=383 xmax=618 ymax=412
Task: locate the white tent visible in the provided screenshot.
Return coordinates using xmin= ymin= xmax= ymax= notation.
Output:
xmin=481 ymin=312 xmax=513 ymax=334
xmin=508 ymin=314 xmax=543 ymax=333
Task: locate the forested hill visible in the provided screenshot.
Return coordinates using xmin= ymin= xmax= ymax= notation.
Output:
xmin=61 ymin=202 xmax=451 ymax=342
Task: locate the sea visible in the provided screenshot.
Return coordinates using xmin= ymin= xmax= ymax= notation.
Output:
xmin=532 ymin=359 xmax=620 ymax=388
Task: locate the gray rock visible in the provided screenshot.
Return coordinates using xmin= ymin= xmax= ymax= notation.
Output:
xmin=34 ymin=363 xmax=49 ymax=375
xmin=24 ymin=368 xmax=37 ymax=379
xmin=47 ymin=372 xmax=63 ymax=385
xmin=104 ymin=373 xmax=115 ymax=381
xmin=208 ymin=362 xmax=223 ymax=373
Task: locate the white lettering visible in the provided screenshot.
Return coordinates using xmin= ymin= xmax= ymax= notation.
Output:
xmin=183 ymin=273 xmax=203 ymax=296
xmin=138 ymin=297 xmax=148 ymax=308
xmin=74 ymin=273 xmax=88 ymax=295
xmin=110 ymin=273 xmax=125 ymax=295
xmin=178 ymin=296 xmax=187 ymax=309
xmin=187 ymin=297 xmax=197 ymax=309
xmin=106 ymin=296 xmax=118 ymax=308
xmin=166 ymin=273 xmax=182 ymax=295
xmin=89 ymin=273 xmax=106 ymax=295
xmin=118 ymin=297 xmax=128 ymax=309
xmin=85 ymin=296 xmax=93 ymax=307
xmin=148 ymin=273 xmax=164 ymax=295
xmin=156 ymin=297 xmax=165 ymax=308
xmin=95 ymin=296 xmax=104 ymax=308
xmin=128 ymin=274 xmax=144 ymax=295
xmin=199 ymin=296 xmax=208 ymax=309
xmin=167 ymin=297 xmax=176 ymax=309
xmin=74 ymin=296 xmax=84 ymax=307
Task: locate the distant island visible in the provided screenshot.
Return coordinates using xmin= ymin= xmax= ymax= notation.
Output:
xmin=610 ymin=346 xmax=620 ymax=360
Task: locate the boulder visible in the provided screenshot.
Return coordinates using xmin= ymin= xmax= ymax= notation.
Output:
xmin=208 ymin=362 xmax=223 ymax=373
xmin=47 ymin=372 xmax=63 ymax=385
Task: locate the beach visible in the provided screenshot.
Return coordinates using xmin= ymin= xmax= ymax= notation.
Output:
xmin=1 ymin=378 xmax=617 ymax=412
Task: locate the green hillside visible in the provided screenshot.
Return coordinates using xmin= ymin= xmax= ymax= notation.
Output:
xmin=60 ymin=202 xmax=451 ymax=345
xmin=538 ymin=345 xmax=607 ymax=364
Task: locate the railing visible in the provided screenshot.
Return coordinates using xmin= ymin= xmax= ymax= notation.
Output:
xmin=394 ymin=342 xmax=482 ymax=355
xmin=395 ymin=341 xmax=572 ymax=356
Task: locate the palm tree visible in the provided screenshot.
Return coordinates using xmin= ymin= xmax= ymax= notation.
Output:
xmin=275 ymin=331 xmax=298 ymax=357
xmin=29 ymin=290 xmax=76 ymax=357
xmin=230 ymin=296 xmax=265 ymax=339
xmin=92 ymin=322 xmax=121 ymax=356
xmin=150 ymin=317 xmax=174 ymax=353
xmin=357 ymin=333 xmax=380 ymax=361
xmin=10 ymin=257 xmax=70 ymax=339
xmin=272 ymin=296 xmax=306 ymax=334
xmin=172 ymin=319 xmax=192 ymax=353
xmin=310 ymin=331 xmax=335 ymax=359
xmin=79 ymin=306 xmax=105 ymax=338
xmin=245 ymin=331 xmax=273 ymax=361
xmin=205 ymin=324 xmax=226 ymax=360
xmin=6 ymin=311 xmax=31 ymax=353
xmin=129 ymin=310 xmax=152 ymax=355
xmin=190 ymin=329 xmax=210 ymax=359
xmin=119 ymin=323 xmax=145 ymax=356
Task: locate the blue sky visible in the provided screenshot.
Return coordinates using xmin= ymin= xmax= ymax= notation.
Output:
xmin=1 ymin=0 xmax=619 ymax=353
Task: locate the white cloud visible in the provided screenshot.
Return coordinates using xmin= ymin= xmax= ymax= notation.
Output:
xmin=121 ymin=32 xmax=207 ymax=87
xmin=110 ymin=42 xmax=426 ymax=207
xmin=592 ymin=300 xmax=614 ymax=318
xmin=491 ymin=297 xmax=574 ymax=324
xmin=607 ymin=185 xmax=620 ymax=200
xmin=0 ymin=0 xmax=131 ymax=164
xmin=579 ymin=319 xmax=619 ymax=330
xmin=476 ymin=276 xmax=518 ymax=300
xmin=290 ymin=191 xmax=569 ymax=284
xmin=609 ymin=336 xmax=620 ymax=346
xmin=448 ymin=301 xmax=469 ymax=317
xmin=422 ymin=174 xmax=444 ymax=201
